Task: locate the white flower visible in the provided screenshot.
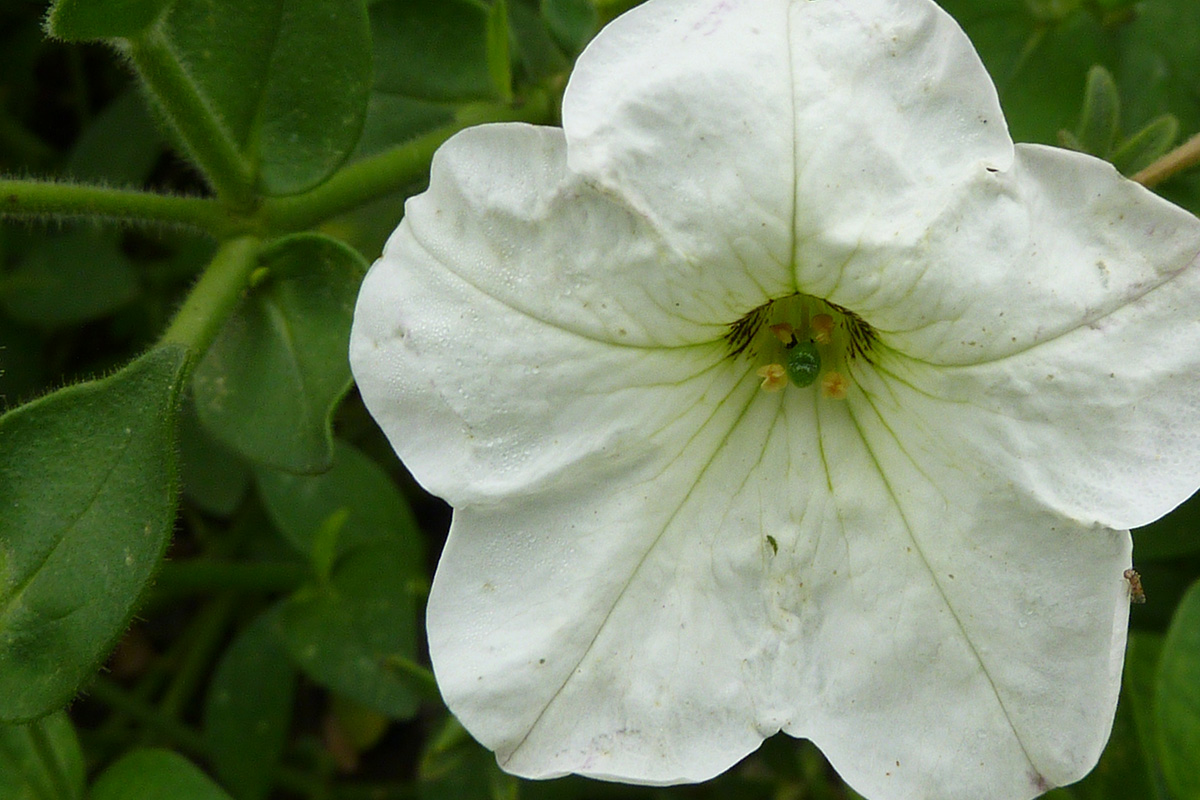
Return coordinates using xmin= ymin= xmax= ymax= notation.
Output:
xmin=348 ymin=0 xmax=1200 ymax=797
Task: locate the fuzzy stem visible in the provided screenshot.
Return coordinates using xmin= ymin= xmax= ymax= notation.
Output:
xmin=0 ymin=178 xmax=247 ymax=236
xmin=159 ymin=235 xmax=260 ymax=357
xmin=1133 ymin=132 xmax=1200 ymax=188
xmin=260 ymin=92 xmax=553 ymax=233
xmin=126 ymin=30 xmax=257 ymax=209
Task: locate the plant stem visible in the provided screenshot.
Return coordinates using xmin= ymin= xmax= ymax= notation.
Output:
xmin=26 ymin=719 xmax=75 ymax=800
xmin=261 ymin=91 xmax=553 ymax=233
xmin=1133 ymin=131 xmax=1200 ymax=188
xmin=159 ymin=235 xmax=260 ymax=357
xmin=87 ymin=677 xmax=208 ymax=755
xmin=0 ymin=178 xmax=246 ymax=236
xmin=126 ymin=30 xmax=257 ymax=209
xmin=158 ymin=593 xmax=239 ymax=720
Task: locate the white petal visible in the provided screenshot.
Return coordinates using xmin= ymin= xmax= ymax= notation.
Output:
xmin=564 ymin=0 xmax=1013 ymax=297
xmin=425 ymin=357 xmax=1131 ymax=798
xmin=351 ymin=123 xmax=772 ymax=505
xmin=855 ymin=148 xmax=1200 ymax=529
xmin=796 ymin=367 xmax=1131 ymax=799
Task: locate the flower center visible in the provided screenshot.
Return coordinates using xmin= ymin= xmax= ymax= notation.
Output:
xmin=723 ymin=294 xmax=877 ymax=398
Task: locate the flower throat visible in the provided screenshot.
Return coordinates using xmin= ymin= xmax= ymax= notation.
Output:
xmin=724 ymin=294 xmax=877 ymax=398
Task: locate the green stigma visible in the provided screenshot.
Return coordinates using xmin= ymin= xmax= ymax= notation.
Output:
xmin=785 ymin=340 xmax=820 ymax=387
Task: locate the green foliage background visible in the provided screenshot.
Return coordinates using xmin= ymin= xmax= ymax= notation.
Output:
xmin=1 ymin=0 xmax=1200 ymax=797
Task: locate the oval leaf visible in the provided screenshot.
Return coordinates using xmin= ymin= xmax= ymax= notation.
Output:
xmin=1156 ymin=579 xmax=1200 ymax=800
xmin=192 ymin=234 xmax=366 ymax=474
xmin=372 ymin=0 xmax=501 ymax=102
xmin=204 ymin=610 xmax=296 ymax=800
xmin=162 ymin=0 xmax=372 ymax=195
xmin=276 ymin=542 xmax=421 ymax=719
xmin=255 ymin=440 xmax=423 ymax=574
xmin=0 ymin=345 xmax=187 ymax=721
xmin=0 ymin=712 xmax=85 ymax=800
xmin=90 ymin=749 xmax=234 ymax=800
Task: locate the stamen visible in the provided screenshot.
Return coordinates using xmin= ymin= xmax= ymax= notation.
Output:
xmin=757 ymin=364 xmax=787 ymax=392
xmin=821 ymin=371 xmax=849 ymax=399
xmin=769 ymin=323 xmax=796 ymax=345
xmin=812 ymin=314 xmax=834 ymax=345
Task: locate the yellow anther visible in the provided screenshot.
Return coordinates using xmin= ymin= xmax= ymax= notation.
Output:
xmin=769 ymin=323 xmax=796 ymax=345
xmin=820 ymin=371 xmax=849 ymax=399
xmin=812 ymin=314 xmax=834 ymax=345
xmin=757 ymin=363 xmax=788 ymax=392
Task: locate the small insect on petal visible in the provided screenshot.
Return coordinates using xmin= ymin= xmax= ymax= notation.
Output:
xmin=786 ymin=341 xmax=821 ymax=387
xmin=1124 ymin=568 xmax=1146 ymax=604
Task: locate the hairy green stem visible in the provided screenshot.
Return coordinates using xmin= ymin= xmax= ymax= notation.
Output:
xmin=0 ymin=178 xmax=246 ymax=236
xmin=1134 ymin=131 xmax=1200 ymax=188
xmin=126 ymin=30 xmax=257 ymax=209
xmin=261 ymin=92 xmax=553 ymax=233
xmin=159 ymin=235 xmax=260 ymax=357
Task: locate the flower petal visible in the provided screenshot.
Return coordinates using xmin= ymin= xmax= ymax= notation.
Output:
xmin=795 ymin=371 xmax=1130 ymax=799
xmin=563 ymin=0 xmax=1013 ymax=294
xmin=853 ymin=148 xmax=1200 ymax=528
xmin=423 ymin=360 xmax=1130 ymax=798
xmin=350 ymin=123 xmax=750 ymax=505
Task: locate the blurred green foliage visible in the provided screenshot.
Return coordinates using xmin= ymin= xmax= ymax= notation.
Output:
xmin=1 ymin=0 xmax=1200 ymax=798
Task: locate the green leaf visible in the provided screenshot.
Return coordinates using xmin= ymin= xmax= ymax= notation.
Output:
xmin=507 ymin=0 xmax=570 ymax=84
xmin=0 ymin=712 xmax=85 ymax=800
xmin=0 ymin=344 xmax=187 ymax=721
xmin=540 ymin=0 xmax=597 ymax=55
xmin=255 ymin=440 xmax=423 ymax=575
xmin=1111 ymin=114 xmax=1179 ymax=176
xmin=486 ymin=0 xmax=514 ymax=103
xmin=1069 ymin=632 xmax=1165 ymax=800
xmin=941 ymin=1 xmax=1112 ymax=144
xmin=1156 ymin=579 xmax=1200 ymax=800
xmin=418 ymin=717 xmax=501 ymax=800
xmin=66 ymin=91 xmax=163 ymax=184
xmin=1134 ymin=491 xmax=1200 ymax=561
xmin=276 ymin=541 xmax=422 ymax=718
xmin=371 ymin=0 xmax=501 ymax=102
xmin=1117 ymin=0 xmax=1200 ymax=135
xmin=90 ymin=748 xmax=234 ymax=800
xmin=204 ymin=610 xmax=296 ymax=800
xmin=350 ymin=94 xmax=455 ymax=162
xmin=192 ymin=234 xmax=366 ymax=474
xmin=179 ymin=394 xmax=250 ymax=517
xmin=1 ymin=231 xmax=140 ymax=327
xmin=46 ymin=0 xmax=173 ymax=41
xmin=162 ymin=0 xmax=372 ymax=195
xmin=1075 ymin=65 xmax=1120 ymax=157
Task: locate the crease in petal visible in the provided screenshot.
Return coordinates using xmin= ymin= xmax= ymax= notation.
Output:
xmin=789 ymin=0 xmax=1015 ymax=301
xmin=769 ymin=366 xmax=1132 ymax=799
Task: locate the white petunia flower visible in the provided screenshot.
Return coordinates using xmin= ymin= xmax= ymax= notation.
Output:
xmin=349 ymin=0 xmax=1200 ymax=797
